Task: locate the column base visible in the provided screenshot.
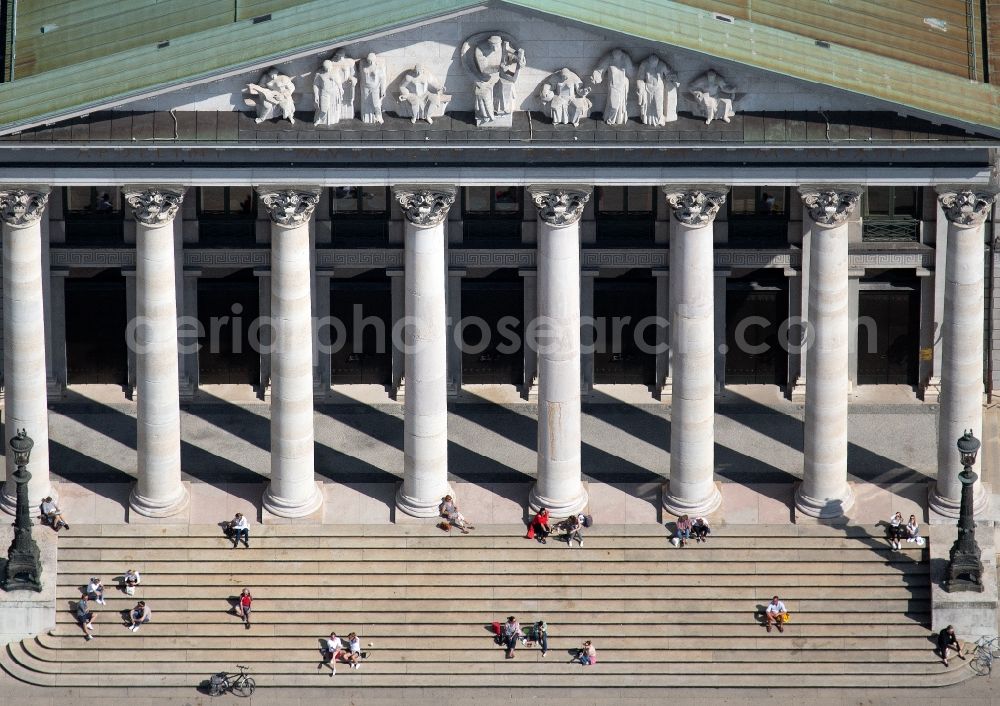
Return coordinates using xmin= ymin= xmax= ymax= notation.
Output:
xmin=396 ymin=483 xmax=455 ymax=519
xmin=262 ymin=481 xmax=324 ymax=519
xmin=794 ymin=483 xmax=855 ymax=519
xmin=129 ymin=483 xmax=190 ymax=518
xmin=928 ymin=480 xmax=990 ymax=520
xmin=920 ymin=377 xmax=941 ymax=403
xmin=0 ymin=481 xmax=56 ymax=517
xmin=662 ymin=481 xmax=722 ymax=518
xmin=528 ymin=482 xmax=588 ymax=521
xmin=789 ymin=377 xmax=807 ymax=402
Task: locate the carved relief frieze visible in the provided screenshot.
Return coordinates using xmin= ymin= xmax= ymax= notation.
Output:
xmin=636 ymin=54 xmax=679 ymax=126
xmin=397 ymin=65 xmax=451 ymax=124
xmin=359 ymin=53 xmax=388 ymax=125
xmin=688 ymin=70 xmax=737 ymax=125
xmin=313 ymin=50 xmax=357 ymax=126
xmin=245 ymin=68 xmax=297 ymax=124
xmin=461 ymin=32 xmax=525 ymax=126
xmin=538 ymin=69 xmax=592 ymax=127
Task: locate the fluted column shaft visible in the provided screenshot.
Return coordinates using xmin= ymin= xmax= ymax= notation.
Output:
xmin=393 ymin=186 xmax=455 ymax=517
xmin=931 ymin=187 xmax=998 ymax=517
xmin=528 ymin=186 xmax=591 ymax=518
xmin=796 ymin=187 xmax=861 ymax=518
xmin=258 ymin=187 xmax=323 ymax=518
xmin=0 ymin=188 xmax=52 ymax=513
xmin=124 ymin=186 xmax=189 ymax=517
xmin=662 ymin=187 xmax=727 ymax=516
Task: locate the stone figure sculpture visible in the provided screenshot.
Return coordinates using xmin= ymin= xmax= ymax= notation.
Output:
xmin=397 ymin=65 xmax=451 ymax=124
xmin=690 ymin=69 xmax=737 ymax=124
xmin=461 ymin=32 xmax=526 ymax=125
xmin=246 ymin=68 xmax=297 ymax=124
xmin=313 ymin=50 xmax=357 ymax=126
xmin=538 ymin=68 xmax=592 ymax=127
xmin=635 ymin=55 xmax=678 ymax=126
xmin=359 ymin=53 xmax=387 ymax=125
xmin=591 ymin=49 xmax=634 ymax=126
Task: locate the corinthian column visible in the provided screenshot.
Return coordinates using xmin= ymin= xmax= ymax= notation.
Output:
xmin=123 ymin=186 xmax=190 ymax=517
xmin=257 ymin=187 xmax=323 ymax=518
xmin=527 ymin=185 xmax=591 ymax=518
xmin=393 ymin=186 xmax=455 ymax=517
xmin=795 ymin=187 xmax=861 ymax=518
xmin=0 ymin=188 xmax=53 ymax=513
xmin=662 ymin=187 xmax=727 ymax=516
xmin=930 ymin=187 xmax=998 ymax=517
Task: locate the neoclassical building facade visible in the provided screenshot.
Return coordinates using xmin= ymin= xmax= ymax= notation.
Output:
xmin=0 ymin=1 xmax=997 ymax=522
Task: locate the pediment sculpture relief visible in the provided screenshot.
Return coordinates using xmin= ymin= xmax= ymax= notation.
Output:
xmin=359 ymin=53 xmax=388 ymax=125
xmin=538 ymin=69 xmax=592 ymax=127
xmin=313 ymin=50 xmax=357 ymax=126
xmin=461 ymin=32 xmax=526 ymax=126
xmin=245 ymin=68 xmax=297 ymax=124
xmin=397 ymin=65 xmax=451 ymax=124
xmin=636 ymin=54 xmax=679 ymax=126
xmin=591 ymin=49 xmax=634 ymax=126
xmin=689 ymin=69 xmax=737 ymax=124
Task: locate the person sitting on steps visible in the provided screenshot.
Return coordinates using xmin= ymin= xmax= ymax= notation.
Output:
xmin=228 ymin=513 xmax=250 ymax=548
xmin=40 ymin=497 xmax=69 ymax=531
xmin=527 ymin=508 xmax=551 ymax=544
xmin=439 ymin=495 xmax=475 ymax=534
xmin=765 ymin=595 xmax=788 ymax=633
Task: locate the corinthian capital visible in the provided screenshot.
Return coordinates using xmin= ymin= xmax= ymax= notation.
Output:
xmin=256 ymin=187 xmax=321 ymax=227
xmin=527 ymin=185 xmax=591 ymax=226
xmin=392 ymin=185 xmax=456 ymax=228
xmin=798 ymin=186 xmax=862 ymax=227
xmin=662 ymin=186 xmax=728 ymax=227
xmin=123 ymin=186 xmax=186 ymax=226
xmin=0 ymin=188 xmax=50 ymax=228
xmin=936 ymin=187 xmax=999 ymax=229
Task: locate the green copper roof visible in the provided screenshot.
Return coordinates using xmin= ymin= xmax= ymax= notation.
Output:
xmin=0 ymin=0 xmax=997 ymax=136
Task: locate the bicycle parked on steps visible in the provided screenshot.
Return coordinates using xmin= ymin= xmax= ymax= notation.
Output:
xmin=207 ymin=664 xmax=256 ymax=696
xmin=967 ymin=636 xmax=1000 ymax=676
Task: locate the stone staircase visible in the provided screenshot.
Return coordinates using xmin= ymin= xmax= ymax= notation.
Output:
xmin=0 ymin=523 xmax=972 ymax=689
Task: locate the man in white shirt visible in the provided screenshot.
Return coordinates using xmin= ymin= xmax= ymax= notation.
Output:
xmin=765 ymin=595 xmax=788 ymax=633
xmin=229 ymin=513 xmax=249 ymax=549
xmin=320 ymin=632 xmax=342 ymax=676
xmin=40 ymin=497 xmax=69 ymax=530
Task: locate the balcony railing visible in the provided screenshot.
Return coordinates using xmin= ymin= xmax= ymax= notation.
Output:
xmin=862 ymin=217 xmax=919 ymax=242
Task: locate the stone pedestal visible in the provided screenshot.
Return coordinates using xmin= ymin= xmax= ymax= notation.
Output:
xmin=258 ymin=188 xmax=324 ymax=518
xmin=930 ymin=187 xmax=998 ymax=518
xmin=393 ymin=187 xmax=456 ymax=518
xmin=795 ymin=187 xmax=861 ymax=519
xmin=0 ymin=189 xmax=53 ymax=514
xmin=123 ymin=187 xmax=189 ymax=517
xmin=0 ymin=522 xmax=56 ymax=645
xmin=527 ymin=186 xmax=591 ymax=518
xmin=930 ymin=521 xmax=997 ymax=636
xmin=661 ymin=187 xmax=727 ymax=517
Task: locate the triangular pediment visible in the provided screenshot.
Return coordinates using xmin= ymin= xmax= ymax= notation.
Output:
xmin=0 ymin=0 xmax=997 ymax=138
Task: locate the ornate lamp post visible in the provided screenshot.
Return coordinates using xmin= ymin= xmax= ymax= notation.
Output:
xmin=2 ymin=429 xmax=42 ymax=592
xmin=943 ymin=429 xmax=984 ymax=593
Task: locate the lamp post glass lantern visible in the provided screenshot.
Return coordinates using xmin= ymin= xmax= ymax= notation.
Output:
xmin=2 ymin=429 xmax=43 ymax=592
xmin=944 ymin=429 xmax=984 ymax=593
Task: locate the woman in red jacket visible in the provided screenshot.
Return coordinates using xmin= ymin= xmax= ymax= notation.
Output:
xmin=235 ymin=588 xmax=253 ymax=629
xmin=527 ymin=508 xmax=552 ymax=544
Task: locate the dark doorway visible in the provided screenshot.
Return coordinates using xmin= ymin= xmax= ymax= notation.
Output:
xmin=197 ymin=271 xmax=259 ymax=384
xmin=725 ymin=272 xmax=788 ymax=385
xmin=594 ymin=269 xmax=656 ymax=385
xmin=330 ymin=271 xmax=391 ymax=385
xmin=857 ymin=274 xmax=920 ymax=385
xmin=462 ymin=270 xmax=524 ymax=384
xmin=65 ymin=271 xmax=128 ymax=384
